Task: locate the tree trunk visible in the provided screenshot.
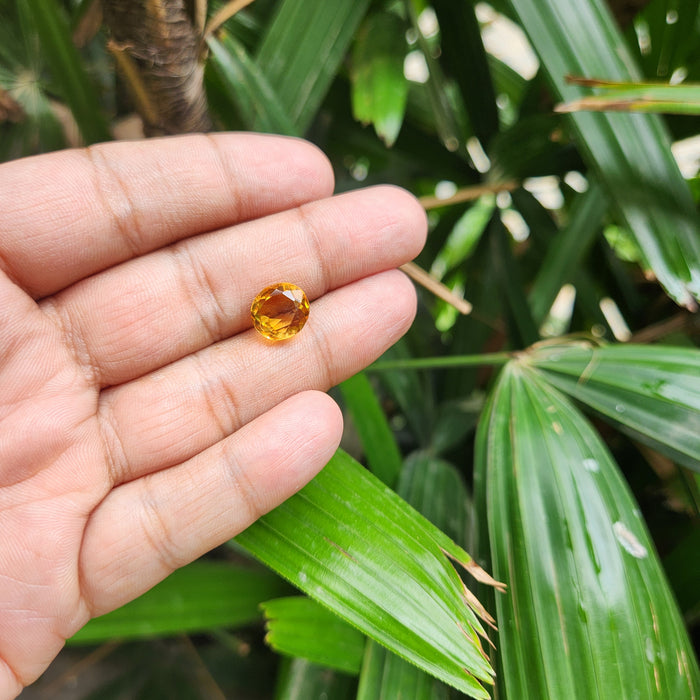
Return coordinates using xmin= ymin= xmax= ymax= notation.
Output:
xmin=102 ymin=0 xmax=211 ymax=135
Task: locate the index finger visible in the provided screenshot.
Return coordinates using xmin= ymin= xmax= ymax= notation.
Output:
xmin=0 ymin=133 xmax=334 ymax=298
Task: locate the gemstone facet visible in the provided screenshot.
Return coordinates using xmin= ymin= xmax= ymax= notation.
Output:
xmin=251 ymin=283 xmax=309 ymax=340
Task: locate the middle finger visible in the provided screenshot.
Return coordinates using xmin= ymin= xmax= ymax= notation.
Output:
xmin=41 ymin=186 xmax=426 ymax=387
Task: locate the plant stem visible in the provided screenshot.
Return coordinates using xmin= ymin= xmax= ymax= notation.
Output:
xmin=418 ymin=181 xmax=517 ymax=210
xmin=400 ymin=262 xmax=472 ymax=315
xmin=368 ymin=352 xmax=513 ymax=371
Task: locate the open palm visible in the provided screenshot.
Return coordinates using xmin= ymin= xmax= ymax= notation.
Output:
xmin=0 ymin=133 xmax=426 ymax=697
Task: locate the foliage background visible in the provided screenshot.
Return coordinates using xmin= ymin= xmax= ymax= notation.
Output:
xmin=1 ymin=0 xmax=699 ymax=698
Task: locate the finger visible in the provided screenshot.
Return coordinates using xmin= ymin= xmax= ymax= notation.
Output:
xmin=0 ymin=659 xmax=21 ymax=700
xmin=81 ymin=390 xmax=342 ymax=615
xmin=0 ymin=133 xmax=334 ymax=297
xmin=44 ymin=185 xmax=427 ymax=386
xmin=99 ymin=269 xmax=415 ymax=484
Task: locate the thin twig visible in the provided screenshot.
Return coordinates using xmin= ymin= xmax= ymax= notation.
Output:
xmin=193 ymin=0 xmax=208 ymax=37
xmin=203 ymin=0 xmax=255 ymax=41
xmin=40 ymin=641 xmax=121 ymax=698
xmin=400 ymin=262 xmax=472 ymax=315
xmin=72 ymin=0 xmax=102 ymax=47
xmin=418 ymin=181 xmax=518 ymax=210
xmin=629 ymin=312 xmax=699 ymax=344
xmin=180 ymin=635 xmax=227 ymax=700
xmin=107 ymin=40 xmax=160 ymax=127
xmin=411 ymin=182 xmax=520 ymax=315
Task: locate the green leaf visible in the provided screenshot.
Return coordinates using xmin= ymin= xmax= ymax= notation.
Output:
xmin=432 ymin=0 xmax=499 ymax=147
xmin=488 ymin=54 xmax=528 ymax=124
xmin=350 ymin=11 xmax=409 ymax=147
xmin=0 ymin=4 xmax=66 ymax=158
xmin=508 ymin=0 xmax=700 ymax=308
xmin=274 ymin=658 xmax=357 ymax=700
xmin=236 ymin=449 xmax=502 ymax=698
xmin=632 ymin=0 xmax=700 ymax=79
xmin=404 ymin=0 xmax=466 ymax=153
xmin=67 ymin=561 xmax=290 ymax=645
xmin=23 ymin=0 xmax=110 ymax=144
xmin=0 ymin=86 xmax=65 ymax=159
xmin=255 ymin=0 xmax=371 ymax=132
xmin=357 ymin=453 xmax=475 ymax=700
xmin=528 ymin=343 xmax=700 ymax=471
xmin=569 ymin=267 xmax=615 ymax=338
xmin=475 ymin=362 xmax=700 ymax=698
xmin=207 ymin=32 xmax=298 ymax=136
xmin=357 ymin=643 xmax=451 ymax=700
xmin=430 ymin=196 xmax=495 ymax=280
xmin=339 ymin=371 xmax=402 ymax=487
xmin=663 ymin=527 xmax=700 ymax=617
xmin=489 ymin=215 xmax=539 ymax=347
xmin=261 ymin=596 xmax=365 ymax=675
xmin=528 ymin=182 xmax=607 ymax=325
xmin=397 ymin=452 xmax=471 ymax=544
xmin=430 ymin=396 xmax=483 ymax=457
xmin=489 ymin=114 xmax=578 ymax=180
xmin=377 ymin=339 xmax=434 ymax=447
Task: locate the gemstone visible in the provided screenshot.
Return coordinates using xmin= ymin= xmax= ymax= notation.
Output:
xmin=251 ymin=283 xmax=310 ymax=340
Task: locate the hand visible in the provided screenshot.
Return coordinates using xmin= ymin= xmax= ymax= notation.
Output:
xmin=0 ymin=133 xmax=426 ymax=697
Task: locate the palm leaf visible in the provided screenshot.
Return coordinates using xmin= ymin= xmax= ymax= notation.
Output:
xmin=475 ymin=361 xmax=700 ymax=697
xmin=261 ymin=596 xmax=365 ymax=675
xmin=68 ymin=561 xmax=289 ymax=644
xmin=236 ymin=449 xmax=502 ymax=698
xmin=255 ymin=0 xmax=371 ymax=132
xmin=508 ymin=0 xmax=700 ymax=308
xmin=358 ymin=452 xmax=474 ymax=699
xmin=339 ymin=371 xmax=402 ymax=487
xmin=528 ymin=342 xmax=700 ymax=471
xmin=24 ymin=0 xmax=110 ymax=144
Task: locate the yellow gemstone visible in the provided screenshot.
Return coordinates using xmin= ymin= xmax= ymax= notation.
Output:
xmin=251 ymin=283 xmax=310 ymax=340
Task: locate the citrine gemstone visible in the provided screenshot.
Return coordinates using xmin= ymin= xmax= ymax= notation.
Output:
xmin=251 ymin=283 xmax=310 ymax=340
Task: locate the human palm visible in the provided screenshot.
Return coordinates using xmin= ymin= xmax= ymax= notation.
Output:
xmin=0 ymin=133 xmax=425 ymax=697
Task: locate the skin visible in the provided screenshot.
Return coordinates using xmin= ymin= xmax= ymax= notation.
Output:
xmin=0 ymin=133 xmax=427 ymax=697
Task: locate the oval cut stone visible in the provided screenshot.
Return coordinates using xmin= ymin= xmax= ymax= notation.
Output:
xmin=251 ymin=283 xmax=309 ymax=341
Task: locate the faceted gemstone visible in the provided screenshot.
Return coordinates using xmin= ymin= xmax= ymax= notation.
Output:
xmin=251 ymin=283 xmax=310 ymax=340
